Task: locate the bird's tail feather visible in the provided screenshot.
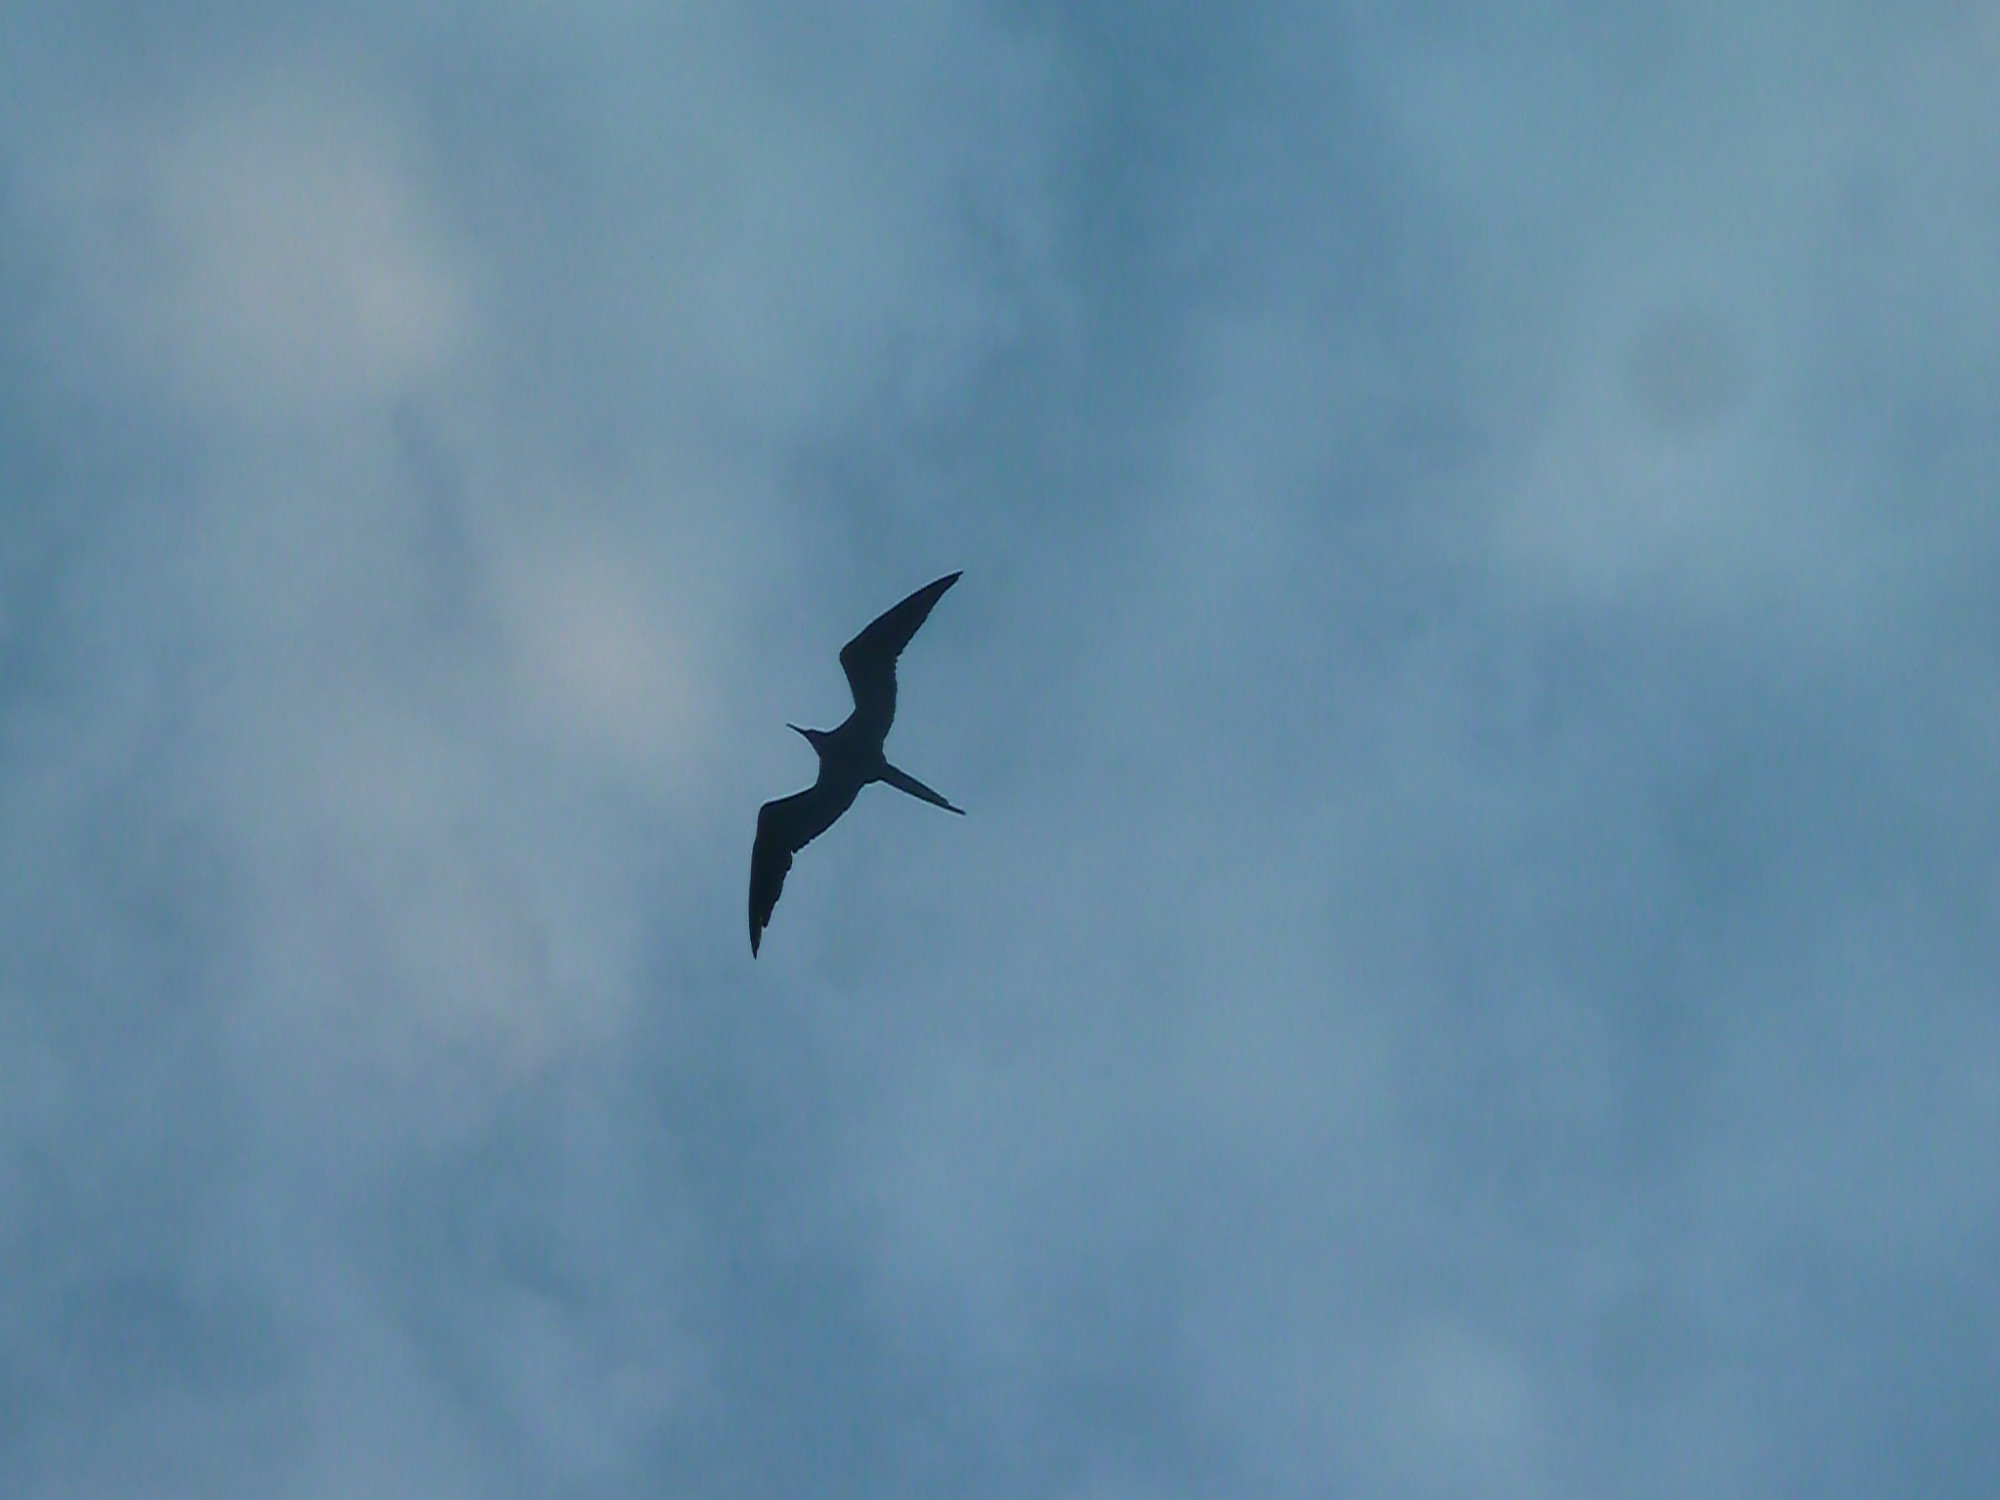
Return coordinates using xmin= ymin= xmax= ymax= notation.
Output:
xmin=879 ymin=762 xmax=964 ymax=814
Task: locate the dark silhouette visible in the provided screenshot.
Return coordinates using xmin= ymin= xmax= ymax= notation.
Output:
xmin=750 ymin=572 xmax=964 ymax=956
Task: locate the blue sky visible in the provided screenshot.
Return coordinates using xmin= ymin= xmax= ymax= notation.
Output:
xmin=3 ymin=3 xmax=1998 ymax=1495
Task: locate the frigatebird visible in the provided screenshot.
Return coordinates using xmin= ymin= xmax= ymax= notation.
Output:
xmin=749 ymin=572 xmax=963 ymax=956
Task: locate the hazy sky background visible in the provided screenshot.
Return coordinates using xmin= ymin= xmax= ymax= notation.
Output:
xmin=3 ymin=2 xmax=1998 ymax=1495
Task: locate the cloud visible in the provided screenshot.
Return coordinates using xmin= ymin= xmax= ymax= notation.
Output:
xmin=23 ymin=65 xmax=467 ymax=421
xmin=2 ymin=2 xmax=1998 ymax=1497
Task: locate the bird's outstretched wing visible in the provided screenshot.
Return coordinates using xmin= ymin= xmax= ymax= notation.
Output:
xmin=749 ymin=779 xmax=857 ymax=956
xmin=838 ymin=572 xmax=960 ymax=742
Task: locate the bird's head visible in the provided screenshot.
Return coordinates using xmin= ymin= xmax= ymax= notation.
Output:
xmin=788 ymin=724 xmax=828 ymax=755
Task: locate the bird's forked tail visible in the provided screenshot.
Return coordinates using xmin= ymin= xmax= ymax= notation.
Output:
xmin=878 ymin=762 xmax=964 ymax=814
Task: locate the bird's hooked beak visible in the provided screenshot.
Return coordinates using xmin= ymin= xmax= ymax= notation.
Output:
xmin=787 ymin=724 xmax=819 ymax=750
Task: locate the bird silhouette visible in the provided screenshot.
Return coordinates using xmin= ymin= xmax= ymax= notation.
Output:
xmin=750 ymin=572 xmax=964 ymax=956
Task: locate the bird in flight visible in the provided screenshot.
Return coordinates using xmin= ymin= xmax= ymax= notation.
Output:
xmin=749 ymin=572 xmax=964 ymax=956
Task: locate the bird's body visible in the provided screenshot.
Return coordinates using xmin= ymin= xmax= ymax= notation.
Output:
xmin=750 ymin=572 xmax=963 ymax=956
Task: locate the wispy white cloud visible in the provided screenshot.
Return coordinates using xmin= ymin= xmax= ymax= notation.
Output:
xmin=2 ymin=2 xmax=1997 ymax=1496
xmin=24 ymin=66 xmax=469 ymax=420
